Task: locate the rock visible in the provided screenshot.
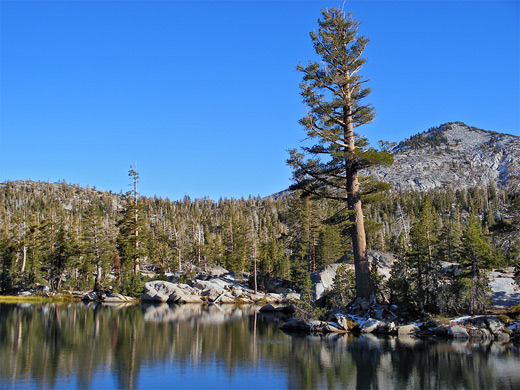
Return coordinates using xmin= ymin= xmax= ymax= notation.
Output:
xmin=205 ymin=290 xmax=223 ymax=302
xmin=231 ymin=288 xmax=244 ymax=297
xmin=280 ymin=318 xmax=327 ymax=332
xmin=495 ymin=332 xmax=511 ymax=343
xmin=308 ymin=320 xmax=326 ymax=331
xmin=324 ymin=322 xmax=343 ymax=333
xmin=398 ymin=324 xmax=420 ymax=335
xmin=468 ymin=328 xmax=493 ymax=340
xmin=265 ymin=293 xmax=284 ymax=303
xmin=433 ymin=326 xmax=448 ymax=337
xmin=280 ymin=318 xmax=313 ymax=332
xmin=218 ymin=295 xmax=236 ymax=304
xmin=206 ymin=277 xmax=234 ymax=291
xmin=377 ymin=322 xmax=393 ymax=334
xmin=141 ymin=291 xmax=166 ymax=303
xmin=362 ymin=123 xmax=520 ymax=192
xmin=265 ymin=277 xmax=298 ymax=294
xmin=285 ymin=293 xmax=301 ymax=302
xmin=484 ymin=316 xmax=505 ymax=335
xmin=311 ymin=263 xmax=350 ymax=300
xmin=17 ymin=291 xmax=34 ymax=297
xmin=141 ymin=281 xmax=202 ymax=303
xmin=141 ymin=281 xmax=176 ymax=302
xmin=510 ymin=325 xmax=520 ymax=341
xmin=448 ymin=325 xmax=470 ymax=339
xmin=480 ymin=328 xmax=493 ymax=340
xmin=249 ymin=293 xmax=267 ymax=302
xmin=103 ymin=293 xmax=133 ymax=303
xmin=374 ymin=308 xmax=384 ymax=320
xmin=367 ymin=251 xmax=395 ymax=280
xmin=259 ymin=304 xmax=277 ymax=312
xmin=488 ymin=268 xmax=520 ymax=308
xmin=259 ymin=303 xmax=293 ymax=313
xmin=361 ymin=319 xmax=382 ymax=334
xmin=36 ymin=285 xmax=50 ymax=293
xmin=335 ymin=315 xmax=359 ymax=331
xmin=176 ymin=294 xmax=203 ymax=304
xmin=193 ymin=280 xmax=226 ymax=296
xmin=193 ymin=264 xmax=229 ymax=278
xmin=335 ymin=315 xmax=349 ymax=331
xmin=82 ymin=292 xmax=99 ymax=302
xmin=277 ymin=305 xmax=296 ymax=314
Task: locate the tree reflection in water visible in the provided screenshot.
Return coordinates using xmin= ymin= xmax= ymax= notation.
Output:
xmin=0 ymin=303 xmax=518 ymax=389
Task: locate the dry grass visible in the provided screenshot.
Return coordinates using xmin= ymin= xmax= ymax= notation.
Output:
xmin=0 ymin=294 xmax=78 ymax=304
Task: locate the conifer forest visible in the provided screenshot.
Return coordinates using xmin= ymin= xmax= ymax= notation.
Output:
xmin=1 ymin=175 xmax=519 ymax=315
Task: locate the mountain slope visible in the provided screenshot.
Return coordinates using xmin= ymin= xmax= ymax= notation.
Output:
xmin=363 ymin=122 xmax=520 ymax=191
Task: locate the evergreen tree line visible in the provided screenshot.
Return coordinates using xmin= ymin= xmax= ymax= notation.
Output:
xmin=0 ymin=179 xmax=519 ymax=312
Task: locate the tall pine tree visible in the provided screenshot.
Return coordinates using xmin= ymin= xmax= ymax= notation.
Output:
xmin=288 ymin=8 xmax=392 ymax=299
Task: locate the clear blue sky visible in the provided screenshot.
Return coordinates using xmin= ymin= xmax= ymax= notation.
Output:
xmin=1 ymin=0 xmax=518 ymax=200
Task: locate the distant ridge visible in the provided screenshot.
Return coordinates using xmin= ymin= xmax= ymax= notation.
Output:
xmin=362 ymin=122 xmax=520 ymax=191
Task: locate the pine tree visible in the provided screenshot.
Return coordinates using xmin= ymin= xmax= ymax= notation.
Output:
xmin=406 ymin=198 xmax=442 ymax=314
xmin=458 ymin=214 xmax=493 ymax=314
xmin=116 ymin=165 xmax=147 ymax=279
xmin=327 ymin=264 xmax=356 ymax=308
xmin=288 ymin=7 xmax=393 ymax=299
xmin=286 ymin=194 xmax=320 ymax=284
xmin=81 ymin=204 xmax=116 ymax=291
xmin=0 ymin=226 xmax=17 ymax=292
xmin=317 ymin=225 xmax=343 ymax=268
xmin=50 ymin=225 xmax=76 ymax=291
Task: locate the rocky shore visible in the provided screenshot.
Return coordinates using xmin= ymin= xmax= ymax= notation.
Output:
xmin=140 ymin=277 xmax=299 ymax=304
xmin=8 ymin=258 xmax=519 ymax=346
xmin=279 ymin=311 xmax=520 ymax=342
xmin=273 ymin=297 xmax=520 ymax=344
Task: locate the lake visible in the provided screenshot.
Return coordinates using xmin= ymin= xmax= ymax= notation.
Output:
xmin=0 ymin=303 xmax=519 ymax=389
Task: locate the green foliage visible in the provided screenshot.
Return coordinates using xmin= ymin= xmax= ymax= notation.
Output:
xmin=317 ymin=225 xmax=344 ymax=268
xmin=0 ymin=173 xmax=517 ymax=306
xmin=406 ymin=199 xmax=443 ymax=314
xmin=326 ymin=265 xmax=356 ymax=309
xmin=456 ymin=214 xmax=493 ymax=314
xmin=399 ymin=125 xmax=450 ymax=150
xmin=386 ymin=256 xmax=415 ymax=315
xmin=294 ymin=273 xmax=324 ymax=320
xmin=116 ymin=194 xmax=148 ymax=274
xmin=0 ymin=239 xmax=17 ymax=292
xmin=118 ymin=273 xmax=144 ymax=297
xmin=288 ymin=7 xmax=393 ymax=300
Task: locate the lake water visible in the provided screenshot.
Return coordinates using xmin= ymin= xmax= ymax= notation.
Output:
xmin=0 ymin=303 xmax=519 ymax=389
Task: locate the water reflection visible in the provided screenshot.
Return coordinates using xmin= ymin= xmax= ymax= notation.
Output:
xmin=0 ymin=303 xmax=518 ymax=389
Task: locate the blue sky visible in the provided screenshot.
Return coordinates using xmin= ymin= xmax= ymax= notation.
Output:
xmin=1 ymin=0 xmax=518 ymax=200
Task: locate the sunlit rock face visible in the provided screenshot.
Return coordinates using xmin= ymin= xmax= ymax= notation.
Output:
xmin=310 ymin=251 xmax=395 ymax=300
xmin=362 ymin=122 xmax=520 ymax=191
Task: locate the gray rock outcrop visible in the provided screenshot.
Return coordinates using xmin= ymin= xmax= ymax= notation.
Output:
xmin=398 ymin=324 xmax=420 ymax=335
xmin=448 ymin=325 xmax=470 ymax=339
xmin=362 ymin=123 xmax=520 ymax=191
xmin=310 ymin=251 xmax=395 ymax=300
xmin=141 ymin=274 xmax=293 ymax=304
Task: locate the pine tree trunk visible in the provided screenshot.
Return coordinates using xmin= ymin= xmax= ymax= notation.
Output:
xmin=253 ymin=245 xmax=258 ymax=294
xmin=20 ymin=245 xmax=27 ymax=274
xmin=94 ymin=235 xmax=102 ymax=291
xmin=348 ymin=173 xmax=372 ymax=298
xmin=133 ymin=166 xmax=140 ymax=276
xmin=345 ymin=102 xmax=372 ymax=299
